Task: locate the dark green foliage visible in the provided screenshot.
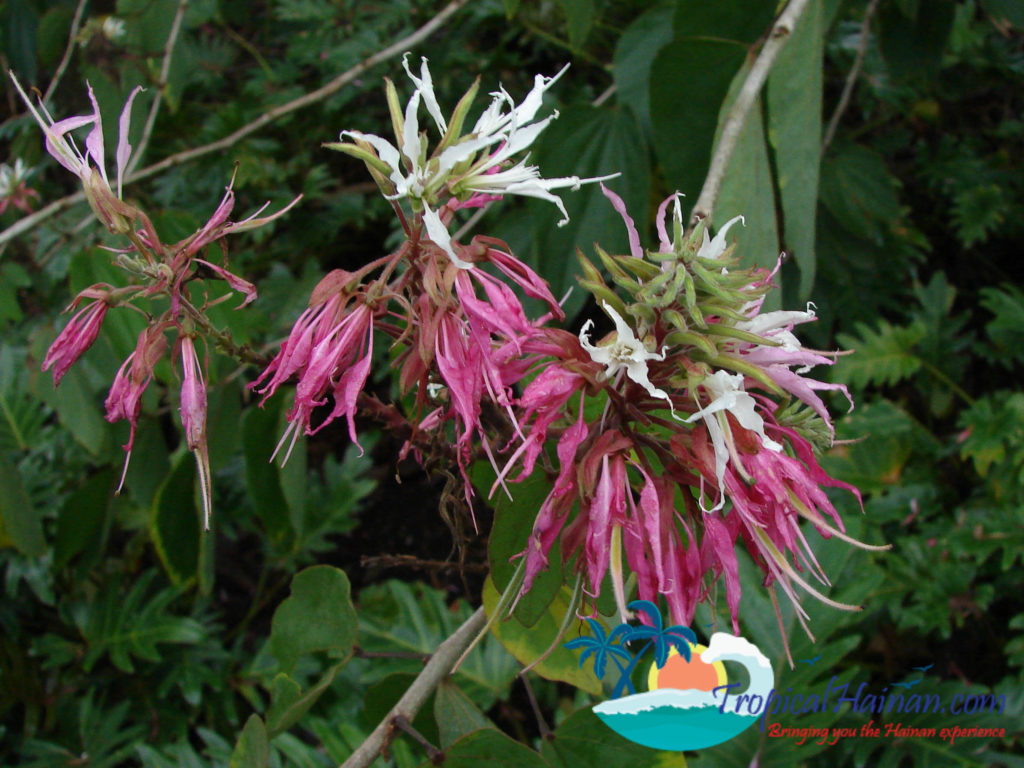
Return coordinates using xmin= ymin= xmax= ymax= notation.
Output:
xmin=1 ymin=0 xmax=1022 ymax=766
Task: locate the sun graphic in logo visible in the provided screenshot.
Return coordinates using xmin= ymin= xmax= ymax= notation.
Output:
xmin=647 ymin=644 xmax=728 ymax=693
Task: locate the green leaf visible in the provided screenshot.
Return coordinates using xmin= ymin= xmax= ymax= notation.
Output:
xmin=482 ymin=578 xmax=601 ymax=695
xmin=712 ymin=90 xmax=780 ymax=279
xmin=651 ymin=38 xmax=747 ymax=202
xmin=269 ymin=565 xmax=357 ymax=671
xmin=554 ymin=0 xmax=594 ymax=51
xmin=242 ymin=399 xmax=296 ymax=549
xmin=766 ymin=0 xmax=824 ymax=299
xmin=360 ymin=672 xmax=440 ymax=746
xmin=541 ymin=706 xmax=681 ymax=768
xmin=878 ymin=0 xmax=957 ymax=80
xmin=150 ymin=452 xmax=201 ymax=586
xmin=434 ymin=679 xmax=496 ymax=748
xmin=265 ymin=664 xmax=341 ymax=736
xmin=0 ymin=462 xmax=45 ymax=556
xmin=230 ymin=715 xmax=269 ymax=768
xmin=481 ymin=462 xmax=563 ymax=628
xmin=40 ymin=364 xmax=110 ymax=457
xmin=420 ymin=729 xmax=549 ymax=768
xmin=358 ymin=580 xmax=518 ymax=711
xmin=4 ymin=0 xmax=39 ymax=83
xmin=958 ymin=392 xmax=1024 ymax=478
xmin=55 ymin=469 xmax=113 ymax=570
xmin=819 ymin=144 xmax=901 ymax=243
xmin=613 ymin=3 xmax=674 ymax=137
xmin=672 ymin=0 xmax=776 ymax=43
xmin=834 ymin=320 xmax=927 ymax=389
xmin=980 ymin=284 xmax=1024 ymax=366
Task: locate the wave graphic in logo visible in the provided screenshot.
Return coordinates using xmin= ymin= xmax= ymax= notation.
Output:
xmin=584 ymin=629 xmax=774 ymax=751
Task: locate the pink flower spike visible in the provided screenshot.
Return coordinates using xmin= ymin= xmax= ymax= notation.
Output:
xmin=179 ymin=335 xmax=213 ymax=529
xmin=115 ymin=86 xmax=144 ymax=197
xmin=105 ymin=324 xmax=168 ymax=492
xmin=42 ymin=297 xmax=109 ymax=386
xmin=194 ymin=258 xmax=258 ymax=308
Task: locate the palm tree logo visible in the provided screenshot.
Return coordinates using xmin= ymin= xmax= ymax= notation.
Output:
xmin=567 ymin=600 xmax=698 ymax=699
xmin=565 ymin=601 xmax=774 ymax=751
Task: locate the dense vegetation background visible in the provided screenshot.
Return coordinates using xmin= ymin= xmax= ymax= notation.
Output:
xmin=0 ymin=0 xmax=1022 ymax=765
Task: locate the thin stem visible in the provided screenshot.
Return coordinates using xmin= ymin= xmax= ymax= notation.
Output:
xmin=126 ymin=0 xmax=190 ymax=177
xmin=920 ymin=358 xmax=975 ymax=406
xmin=520 ymin=674 xmax=550 ymax=739
xmin=821 ymin=0 xmax=882 ymax=157
xmin=688 ymin=0 xmax=813 ymax=228
xmin=0 ymin=0 xmax=471 ymax=248
xmin=42 ymin=0 xmax=89 ymax=103
xmin=339 ymin=606 xmax=486 ymax=768
xmin=392 ymin=716 xmax=442 ymax=761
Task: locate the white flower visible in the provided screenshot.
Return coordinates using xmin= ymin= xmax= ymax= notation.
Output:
xmin=684 ymin=370 xmax=782 ymax=512
xmin=0 ymin=158 xmax=31 ymax=195
xmin=337 ymin=54 xmax=616 ymax=268
xmin=697 ymin=215 xmax=745 ymax=260
xmin=102 ymin=16 xmax=126 ymax=40
xmin=580 ymin=302 xmax=674 ymax=412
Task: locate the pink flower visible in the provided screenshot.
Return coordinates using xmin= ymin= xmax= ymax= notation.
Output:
xmin=42 ymin=286 xmax=111 ymax=386
xmin=255 ymin=291 xmax=374 ymax=464
xmin=179 ymin=335 xmax=213 ymax=529
xmin=105 ymin=324 xmax=168 ymax=490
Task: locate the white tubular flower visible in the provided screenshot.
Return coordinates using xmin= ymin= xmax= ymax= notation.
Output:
xmin=580 ymin=302 xmax=674 ymax=412
xmin=697 ymin=215 xmax=745 ymax=260
xmin=685 ymin=370 xmax=783 ymax=512
xmin=334 ymin=55 xmax=618 ymax=267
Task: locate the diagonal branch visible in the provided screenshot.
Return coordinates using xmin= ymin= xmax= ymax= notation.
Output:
xmin=126 ymin=0 xmax=190 ymax=177
xmin=339 ymin=606 xmax=485 ymax=768
xmin=821 ymin=0 xmax=882 ymax=156
xmin=688 ymin=0 xmax=813 ymax=228
xmin=42 ymin=0 xmax=90 ymax=103
xmin=0 ymin=0 xmax=471 ymax=249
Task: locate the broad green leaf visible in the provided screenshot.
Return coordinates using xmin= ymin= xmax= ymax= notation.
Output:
xmin=673 ymin=0 xmax=776 ymax=42
xmin=613 ymin=3 xmax=674 ymax=137
xmin=0 ymin=462 xmax=45 ymax=556
xmin=650 ymin=39 xmax=747 ymax=202
xmin=41 ymin=364 xmax=110 ymax=457
xmin=55 ymin=469 xmax=114 ymax=570
xmin=878 ymin=0 xmax=956 ymax=80
xmin=766 ymin=0 xmax=824 ymax=298
xmin=482 ymin=578 xmax=601 ymax=696
xmin=150 ymin=453 xmax=200 ymax=586
xmin=481 ymin=462 xmax=564 ymax=628
xmin=555 ymin=0 xmax=594 ymax=51
xmin=712 ymin=91 xmax=780 ymax=279
xmin=5 ymin=0 xmax=39 ymax=83
xmin=242 ymin=399 xmax=296 ymax=549
xmin=433 ymin=679 xmax=495 ymax=748
xmin=419 ymin=728 xmax=549 ymax=768
xmin=980 ymin=284 xmax=1024 ymax=366
xmin=818 ymin=144 xmax=901 ymax=243
xmin=269 ymin=565 xmax=357 ymax=671
xmin=266 ymin=663 xmax=340 ymax=736
xmin=230 ymin=715 xmax=269 ymax=768
xmin=541 ymin=706 xmax=681 ymax=768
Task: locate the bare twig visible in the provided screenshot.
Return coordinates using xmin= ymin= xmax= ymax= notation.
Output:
xmin=42 ymin=0 xmax=89 ymax=103
xmin=0 ymin=0 xmax=471 ymax=248
xmin=339 ymin=606 xmax=486 ymax=768
xmin=126 ymin=0 xmax=190 ymax=176
xmin=821 ymin=0 xmax=882 ymax=156
xmin=688 ymin=0 xmax=813 ymax=227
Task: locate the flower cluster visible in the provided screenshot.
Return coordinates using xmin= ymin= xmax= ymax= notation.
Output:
xmin=501 ymin=185 xmax=882 ymax=647
xmin=14 ymin=74 xmax=298 ymax=527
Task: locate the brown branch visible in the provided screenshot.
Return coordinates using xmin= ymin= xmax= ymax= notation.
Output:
xmin=689 ymin=0 xmax=814 ymax=227
xmin=821 ymin=0 xmax=882 ymax=156
xmin=126 ymin=0 xmax=190 ymax=176
xmin=339 ymin=606 xmax=486 ymax=768
xmin=0 ymin=0 xmax=471 ymax=248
